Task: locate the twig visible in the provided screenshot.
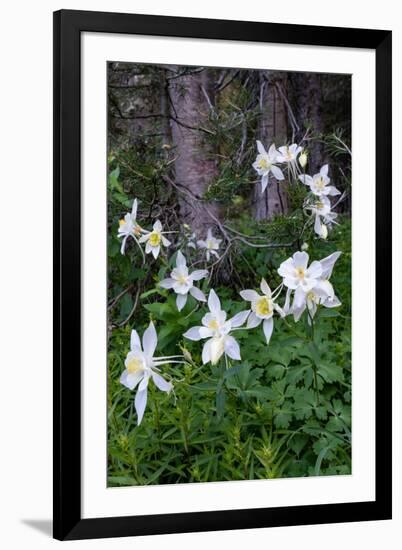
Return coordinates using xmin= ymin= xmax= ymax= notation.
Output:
xmin=116 ymin=287 xmax=141 ymax=327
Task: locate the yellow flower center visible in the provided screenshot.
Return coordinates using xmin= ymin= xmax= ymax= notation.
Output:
xmin=119 ymin=219 xmax=125 ymax=227
xmin=208 ymin=319 xmax=219 ymax=330
xmin=207 ymin=240 xmax=214 ymax=250
xmin=296 ymin=267 xmax=305 ymax=280
xmin=255 ymin=296 xmax=273 ymax=316
xmin=316 ymin=201 xmax=324 ymax=210
xmin=316 ymin=177 xmax=325 ymax=190
xmin=177 ymin=274 xmax=188 ymax=284
xmin=258 ymin=158 xmax=270 ymax=170
xmin=126 ymin=357 xmax=144 ymax=375
xmin=307 ymin=291 xmax=317 ymax=303
xmin=149 ymin=232 xmax=161 ymax=246
xmin=285 ymin=148 xmax=293 ymax=160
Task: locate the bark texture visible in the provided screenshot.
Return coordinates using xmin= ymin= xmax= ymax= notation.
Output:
xmin=168 ymin=69 xmax=220 ymax=237
xmin=254 ymin=71 xmax=289 ymax=220
xmin=290 ymin=72 xmax=325 ymax=173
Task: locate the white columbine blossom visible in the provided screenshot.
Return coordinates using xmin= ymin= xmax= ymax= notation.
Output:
xmin=276 ymin=143 xmax=302 ymax=164
xmin=306 ymin=195 xmax=338 ymax=239
xmin=117 ymin=198 xmax=143 ymax=255
xmin=299 ymin=164 xmax=341 ymax=197
xmin=240 ymin=278 xmax=285 ymax=345
xmin=183 ymin=289 xmax=249 ymax=365
xmin=120 ymin=321 xmax=185 ymax=425
xmin=252 ymin=141 xmax=285 ymax=194
xmin=277 ymin=251 xmax=323 ymax=309
xmin=197 ymin=228 xmax=222 ymax=262
xmin=281 ymin=251 xmax=342 ymax=321
xmin=159 ymin=250 xmax=208 ymax=311
xmin=139 ymin=220 xmax=171 ymax=259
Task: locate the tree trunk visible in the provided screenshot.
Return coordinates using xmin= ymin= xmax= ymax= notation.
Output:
xmin=254 ymin=71 xmax=289 ymax=220
xmin=168 ymin=68 xmax=220 ymax=238
xmin=290 ymin=72 xmax=325 ymax=174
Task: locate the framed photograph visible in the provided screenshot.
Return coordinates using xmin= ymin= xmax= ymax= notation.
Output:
xmin=53 ymin=9 xmax=392 ymax=541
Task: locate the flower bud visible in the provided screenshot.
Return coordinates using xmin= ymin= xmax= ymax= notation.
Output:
xmin=301 ymin=242 xmax=309 ymax=251
xmin=299 ymin=151 xmax=308 ymax=169
xmin=320 ymin=224 xmax=328 ymax=240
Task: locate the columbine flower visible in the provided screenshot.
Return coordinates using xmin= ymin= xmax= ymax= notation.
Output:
xmin=277 ymin=251 xmax=323 ymax=309
xmin=159 ymin=250 xmax=208 ymax=311
xmin=289 ymin=251 xmax=342 ymax=321
xmin=117 ymin=198 xmax=143 ymax=255
xmin=120 ymin=321 xmax=184 ymax=425
xmin=276 ymin=143 xmax=302 ymax=164
xmin=240 ymin=278 xmax=284 ymax=345
xmin=197 ymin=228 xmax=222 ymax=262
xmin=252 ymin=141 xmax=285 ymax=194
xmin=305 ymin=195 xmax=338 ymax=239
xmin=299 ymin=164 xmax=340 ymax=197
xmin=183 ymin=289 xmax=249 ymax=365
xmin=139 ymin=220 xmax=171 ymax=259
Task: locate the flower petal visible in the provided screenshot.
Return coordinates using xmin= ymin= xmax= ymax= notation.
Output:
xmin=256 ymin=140 xmax=266 ymax=155
xmin=202 ymin=339 xmax=212 ymax=364
xmin=262 ymin=318 xmax=274 ymax=345
xmin=191 ymin=269 xmax=208 ymax=281
xmin=293 ymin=251 xmax=309 ymax=269
xmin=176 ymin=250 xmax=186 ymax=267
xmin=268 ymin=143 xmax=277 ymax=158
xmin=320 ymin=164 xmax=329 ymax=177
xmin=135 ymin=388 xmax=148 ymax=426
xmin=323 ymin=294 xmax=342 ymax=308
xmin=299 ymin=174 xmax=313 ymax=186
xmin=319 ymin=251 xmax=341 ymax=279
xmin=131 ymin=198 xmax=138 ymax=218
xmin=176 ymin=293 xmax=188 ymax=311
xmin=161 ymin=235 xmax=171 ymax=247
xmin=151 ymin=245 xmax=160 ymax=259
xmin=247 ymin=312 xmax=262 ymax=328
xmin=130 ymin=329 xmax=141 ymax=351
xmin=327 ymin=186 xmax=341 ymax=196
xmin=120 ymin=235 xmax=128 ymax=255
xmin=224 ymin=335 xmax=241 ymax=360
xmin=159 ymin=278 xmax=175 ymax=289
xmin=230 ymin=309 xmax=250 ymax=327
xmin=306 ymin=260 xmax=322 ymax=279
xmin=292 ymin=303 xmax=306 ymax=322
xmin=209 ymin=337 xmax=225 ymax=364
xmin=240 ymin=289 xmax=260 ymax=302
xmin=183 ymin=326 xmax=203 ymax=341
xmin=278 ymin=258 xmax=296 ymax=279
xmin=261 ymin=174 xmax=269 ymax=193
xmin=152 ymin=371 xmax=172 ymax=392
xmin=293 ymin=286 xmax=307 ymax=309
xmin=189 ymin=286 xmax=206 ymax=302
xmin=271 ymin=165 xmax=284 ymax=181
xmin=199 ymin=327 xmax=214 ymax=338
xmin=153 ymin=220 xmax=162 ymax=232
xmin=260 ymin=278 xmax=272 ymax=297
xmin=142 ymin=321 xmax=157 ymax=358
xmin=120 ymin=370 xmax=142 ymax=390
xmin=208 ymin=289 xmax=221 ymax=314
xmin=138 ymin=233 xmax=149 ymax=244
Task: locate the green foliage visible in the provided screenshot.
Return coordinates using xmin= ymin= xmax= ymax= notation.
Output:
xmin=108 ymin=201 xmax=352 ymax=484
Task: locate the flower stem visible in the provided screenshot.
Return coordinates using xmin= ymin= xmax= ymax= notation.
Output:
xmin=307 ymin=310 xmax=319 ymax=407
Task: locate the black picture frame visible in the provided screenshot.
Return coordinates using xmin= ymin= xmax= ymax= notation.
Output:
xmin=53 ymin=9 xmax=392 ymax=541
